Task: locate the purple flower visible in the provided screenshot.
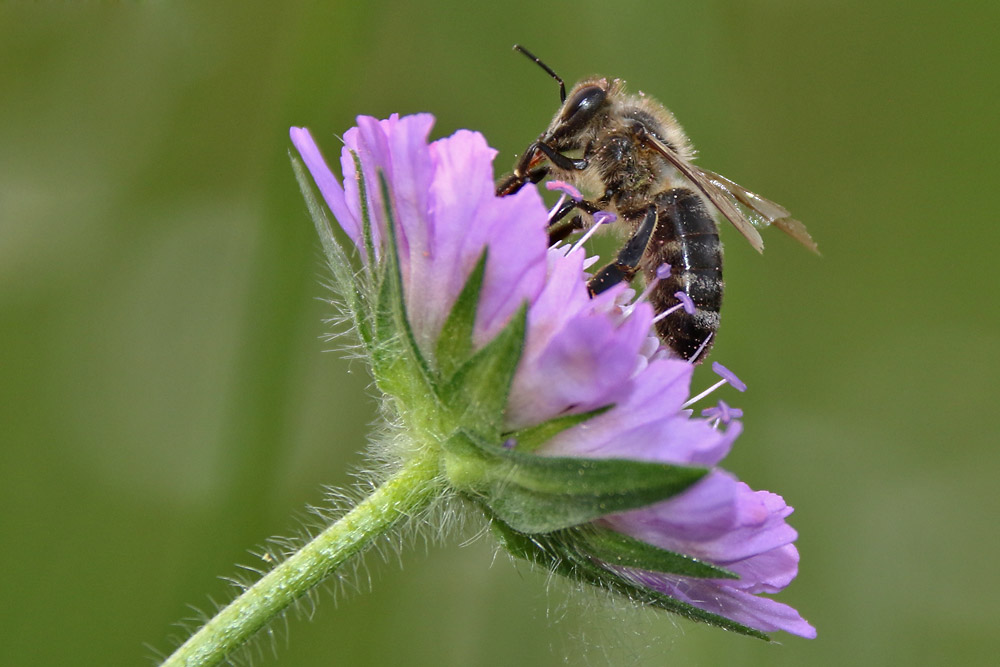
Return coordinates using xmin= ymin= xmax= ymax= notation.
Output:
xmin=292 ymin=115 xmax=547 ymax=355
xmin=290 ymin=114 xmax=814 ymax=639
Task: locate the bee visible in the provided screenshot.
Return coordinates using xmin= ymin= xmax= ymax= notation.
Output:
xmin=497 ymin=46 xmax=817 ymax=361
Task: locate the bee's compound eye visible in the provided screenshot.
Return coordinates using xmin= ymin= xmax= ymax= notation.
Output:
xmin=560 ymin=85 xmax=606 ymax=130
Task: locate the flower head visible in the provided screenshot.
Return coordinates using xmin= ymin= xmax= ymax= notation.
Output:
xmin=290 ymin=114 xmax=814 ymax=639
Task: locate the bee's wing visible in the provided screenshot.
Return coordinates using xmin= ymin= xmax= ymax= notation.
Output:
xmin=644 ymin=135 xmax=817 ymax=254
xmin=698 ymin=167 xmax=819 ymax=254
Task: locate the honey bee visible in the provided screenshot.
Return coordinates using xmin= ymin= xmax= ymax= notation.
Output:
xmin=497 ymin=46 xmax=818 ymax=361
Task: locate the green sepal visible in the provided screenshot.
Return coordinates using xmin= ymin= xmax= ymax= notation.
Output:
xmin=490 ymin=519 xmax=769 ymax=640
xmin=350 ymin=150 xmax=378 ymax=274
xmin=572 ymin=525 xmax=737 ymax=579
xmin=290 ymin=153 xmax=372 ymax=351
xmin=369 ymin=172 xmax=438 ymax=402
xmin=506 ymin=405 xmax=613 ymax=453
xmin=444 ymin=431 xmax=708 ymax=533
xmin=438 ymin=304 xmax=527 ymax=441
xmin=435 ymin=249 xmax=488 ymax=380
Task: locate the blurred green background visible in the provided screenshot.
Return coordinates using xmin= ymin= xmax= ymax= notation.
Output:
xmin=3 ymin=1 xmax=997 ymax=665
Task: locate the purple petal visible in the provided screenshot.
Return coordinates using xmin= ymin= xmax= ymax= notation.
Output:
xmin=597 ymin=472 xmax=810 ymax=636
xmin=506 ymin=248 xmax=653 ymax=428
xmin=405 ymin=127 xmax=550 ymax=349
xmin=602 ymin=476 xmax=798 ymax=567
xmin=289 ymin=127 xmax=361 ymax=249
xmin=304 ymin=114 xmax=550 ymax=352
xmin=622 ymin=569 xmax=816 ymax=638
xmin=601 ymin=475 xmax=813 ymax=638
xmin=539 ymin=358 xmax=736 ymax=466
xmin=697 ymin=484 xmax=799 ymax=566
xmin=599 ymin=471 xmax=739 ymax=543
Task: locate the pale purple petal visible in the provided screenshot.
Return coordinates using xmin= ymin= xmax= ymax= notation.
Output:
xmin=540 ymin=359 xmax=736 ymax=466
xmin=703 ymin=485 xmax=799 ymax=565
xmin=602 ymin=477 xmax=799 ymax=568
xmin=598 ymin=472 xmax=811 ymax=636
xmin=404 ymin=127 xmax=548 ymax=349
xmin=622 ymin=569 xmax=817 ymax=638
xmin=298 ymin=114 xmax=549 ymax=352
xmin=341 ymin=115 xmax=396 ymax=256
xmin=289 ymin=127 xmax=361 ymax=247
xmin=506 ymin=247 xmax=654 ymax=428
xmin=346 ymin=113 xmax=435 ymax=279
xmin=727 ymin=543 xmax=800 ymax=594
xmin=599 ymin=471 xmax=741 ymax=546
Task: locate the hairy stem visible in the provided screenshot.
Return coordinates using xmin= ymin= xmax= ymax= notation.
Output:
xmin=162 ymin=452 xmax=443 ymax=667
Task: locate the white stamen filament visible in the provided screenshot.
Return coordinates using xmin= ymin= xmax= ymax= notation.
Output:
xmin=570 ymin=220 xmax=605 ymax=254
xmin=682 ymin=379 xmax=729 ymax=409
xmin=634 ymin=278 xmax=660 ymax=305
xmin=621 ymin=278 xmax=661 ymax=319
xmin=547 ymin=193 xmax=568 ymax=222
xmin=687 ymin=333 xmax=714 ymax=364
xmin=652 ymin=303 xmax=684 ymax=324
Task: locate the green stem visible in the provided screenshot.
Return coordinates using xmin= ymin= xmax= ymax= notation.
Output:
xmin=162 ymin=452 xmax=443 ymax=667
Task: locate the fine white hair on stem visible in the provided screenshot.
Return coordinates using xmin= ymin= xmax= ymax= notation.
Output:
xmin=159 ymin=427 xmax=473 ymax=666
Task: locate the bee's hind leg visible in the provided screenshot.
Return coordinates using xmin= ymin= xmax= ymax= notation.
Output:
xmin=587 ymin=204 xmax=657 ymax=295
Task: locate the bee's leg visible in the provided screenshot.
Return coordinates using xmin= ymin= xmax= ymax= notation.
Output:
xmin=496 ymin=164 xmax=548 ymax=196
xmin=548 ymin=197 xmax=601 ymax=224
xmin=547 ymin=198 xmax=602 ymax=245
xmin=548 ymin=216 xmax=584 ymax=245
xmin=533 ymin=141 xmax=587 ymax=171
xmin=587 ymin=204 xmax=657 ymax=295
xmin=496 ymin=139 xmax=552 ymax=196
xmin=496 ymin=140 xmax=584 ymax=196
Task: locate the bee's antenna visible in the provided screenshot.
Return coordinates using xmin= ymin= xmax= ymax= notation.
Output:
xmin=513 ymin=44 xmax=566 ymax=103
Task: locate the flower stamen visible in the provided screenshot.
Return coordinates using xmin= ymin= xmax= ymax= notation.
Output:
xmin=712 ymin=362 xmax=747 ymax=391
xmin=652 ymin=304 xmax=684 ymax=324
xmin=546 ymin=180 xmax=583 ymax=201
xmin=621 ymin=263 xmax=671 ymax=319
xmin=546 ymin=182 xmax=584 ymax=234
xmin=702 ymin=399 xmax=743 ymax=428
xmin=649 ymin=287 xmax=696 ymax=327
xmin=674 ymin=291 xmax=695 ymax=315
xmin=570 ymin=211 xmax=616 ymax=254
xmin=687 ymin=333 xmax=714 ymax=365
xmin=682 ymin=361 xmax=747 ymax=409
xmin=547 ymin=193 xmax=568 ymax=221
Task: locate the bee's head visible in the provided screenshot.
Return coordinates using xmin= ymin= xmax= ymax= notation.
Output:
xmin=545 ymin=78 xmax=610 ymax=145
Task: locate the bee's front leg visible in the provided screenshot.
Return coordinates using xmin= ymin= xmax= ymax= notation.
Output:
xmin=496 ymin=165 xmax=548 ymax=197
xmin=533 ymin=141 xmax=587 ymax=171
xmin=547 ymin=197 xmax=603 ymax=245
